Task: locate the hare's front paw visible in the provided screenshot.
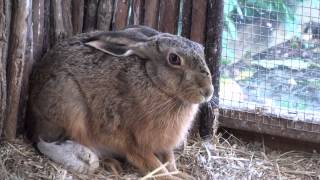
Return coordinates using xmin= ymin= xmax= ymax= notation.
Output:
xmin=37 ymin=139 xmax=99 ymax=173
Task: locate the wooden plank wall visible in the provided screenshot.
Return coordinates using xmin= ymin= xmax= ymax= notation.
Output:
xmin=0 ymin=0 xmax=223 ymax=139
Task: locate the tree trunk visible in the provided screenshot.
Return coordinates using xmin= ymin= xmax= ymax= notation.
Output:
xmin=113 ymin=0 xmax=129 ymax=30
xmin=143 ymin=0 xmax=159 ymax=29
xmin=190 ymin=0 xmax=207 ymax=44
xmin=72 ymin=0 xmax=84 ymax=34
xmin=97 ymin=0 xmax=113 ymax=31
xmin=158 ymin=0 xmax=180 ymax=34
xmin=0 ymin=0 xmax=11 ymax=137
xmin=83 ymin=0 xmax=98 ymax=32
xmin=199 ymin=0 xmax=224 ymax=139
xmin=4 ymin=0 xmax=32 ymax=139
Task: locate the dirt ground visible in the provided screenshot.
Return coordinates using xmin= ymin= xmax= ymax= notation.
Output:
xmin=1 ymin=130 xmax=320 ymax=180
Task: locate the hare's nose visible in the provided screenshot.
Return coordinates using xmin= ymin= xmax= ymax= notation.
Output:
xmin=201 ymin=85 xmax=214 ymax=100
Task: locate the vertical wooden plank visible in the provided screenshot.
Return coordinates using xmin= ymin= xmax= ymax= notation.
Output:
xmin=199 ymin=0 xmax=224 ymax=139
xmin=113 ymin=0 xmax=129 ymax=30
xmin=0 ymin=0 xmax=11 ymax=137
xmin=97 ymin=0 xmax=114 ymax=31
xmin=51 ymin=0 xmax=73 ymax=44
xmin=158 ymin=0 xmax=180 ymax=34
xmin=190 ymin=0 xmax=207 ymax=44
xmin=32 ymin=0 xmax=45 ymax=62
xmin=181 ymin=0 xmax=192 ymax=38
xmin=43 ymin=0 xmax=51 ymax=50
xmin=143 ymin=0 xmax=159 ymax=29
xmin=72 ymin=0 xmax=84 ymax=34
xmin=130 ymin=0 xmax=144 ymax=25
xmin=18 ymin=3 xmax=34 ymax=133
xmin=4 ymin=0 xmax=32 ymax=139
xmin=83 ymin=0 xmax=99 ymax=32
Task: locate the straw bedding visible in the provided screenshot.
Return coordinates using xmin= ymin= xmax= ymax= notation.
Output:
xmin=1 ymin=130 xmax=319 ymax=180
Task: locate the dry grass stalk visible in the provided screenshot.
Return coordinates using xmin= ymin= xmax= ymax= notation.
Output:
xmin=1 ymin=131 xmax=320 ymax=180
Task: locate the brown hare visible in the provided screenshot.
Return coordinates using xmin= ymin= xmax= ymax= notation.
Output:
xmin=27 ymin=25 xmax=213 ymax=179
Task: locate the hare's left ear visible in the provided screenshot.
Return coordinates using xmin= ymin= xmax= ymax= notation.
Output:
xmin=85 ymin=30 xmax=155 ymax=58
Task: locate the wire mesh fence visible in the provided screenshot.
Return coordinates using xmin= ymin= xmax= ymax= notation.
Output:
xmin=221 ymin=0 xmax=320 ymax=136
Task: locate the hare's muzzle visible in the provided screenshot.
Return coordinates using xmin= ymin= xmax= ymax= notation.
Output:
xmin=200 ymin=84 xmax=214 ymax=102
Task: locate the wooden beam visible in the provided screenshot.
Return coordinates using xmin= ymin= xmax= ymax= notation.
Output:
xmin=143 ymin=0 xmax=159 ymax=29
xmin=190 ymin=0 xmax=207 ymax=44
xmin=72 ymin=0 xmax=84 ymax=34
xmin=0 ymin=0 xmax=11 ymax=137
xmin=4 ymin=0 xmax=32 ymax=139
xmin=113 ymin=0 xmax=129 ymax=30
xmin=181 ymin=0 xmax=192 ymax=38
xmin=199 ymin=0 xmax=224 ymax=138
xmin=97 ymin=0 xmax=114 ymax=31
xmin=83 ymin=0 xmax=99 ymax=32
xmin=158 ymin=0 xmax=180 ymax=34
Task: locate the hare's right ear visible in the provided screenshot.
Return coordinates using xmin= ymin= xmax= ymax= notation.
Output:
xmin=84 ymin=31 xmax=154 ymax=58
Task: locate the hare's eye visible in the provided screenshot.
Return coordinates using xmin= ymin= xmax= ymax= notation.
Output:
xmin=168 ymin=53 xmax=181 ymax=66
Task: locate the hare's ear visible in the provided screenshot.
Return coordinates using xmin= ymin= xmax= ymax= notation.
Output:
xmin=124 ymin=25 xmax=160 ymax=37
xmin=84 ymin=31 xmax=153 ymax=58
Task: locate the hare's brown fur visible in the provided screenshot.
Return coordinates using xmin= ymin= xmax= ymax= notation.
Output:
xmin=27 ymin=26 xmax=213 ymax=179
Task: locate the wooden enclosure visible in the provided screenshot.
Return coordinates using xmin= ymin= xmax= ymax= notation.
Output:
xmin=0 ymin=0 xmax=223 ymax=139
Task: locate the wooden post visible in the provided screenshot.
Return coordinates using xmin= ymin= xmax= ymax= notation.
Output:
xmin=51 ymin=0 xmax=73 ymax=44
xmin=181 ymin=0 xmax=192 ymax=38
xmin=72 ymin=0 xmax=84 ymax=34
xmin=130 ymin=0 xmax=144 ymax=25
xmin=143 ymin=0 xmax=159 ymax=29
xmin=83 ymin=0 xmax=99 ymax=32
xmin=4 ymin=0 xmax=32 ymax=139
xmin=97 ymin=0 xmax=114 ymax=31
xmin=32 ymin=0 xmax=45 ymax=61
xmin=43 ymin=0 xmax=51 ymax=50
xmin=0 ymin=0 xmax=11 ymax=137
xmin=158 ymin=0 xmax=180 ymax=34
xmin=113 ymin=0 xmax=129 ymax=30
xmin=199 ymin=0 xmax=224 ymax=139
xmin=190 ymin=0 xmax=207 ymax=44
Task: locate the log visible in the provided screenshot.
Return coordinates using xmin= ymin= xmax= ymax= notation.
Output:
xmin=4 ymin=0 xmax=32 ymax=139
xmin=72 ymin=0 xmax=84 ymax=34
xmin=180 ymin=0 xmax=192 ymax=38
xmin=51 ymin=0 xmax=73 ymax=44
xmin=190 ymin=0 xmax=207 ymax=44
xmin=113 ymin=0 xmax=129 ymax=30
xmin=130 ymin=0 xmax=144 ymax=25
xmin=143 ymin=0 xmax=159 ymax=29
xmin=83 ymin=0 xmax=99 ymax=32
xmin=32 ymin=0 xmax=45 ymax=62
xmin=97 ymin=0 xmax=114 ymax=31
xmin=158 ymin=0 xmax=180 ymax=34
xmin=0 ymin=0 xmax=11 ymax=137
xmin=199 ymin=0 xmax=224 ymax=139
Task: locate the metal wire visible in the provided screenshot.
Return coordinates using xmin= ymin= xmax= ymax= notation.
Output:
xmin=221 ymin=0 xmax=320 ymax=129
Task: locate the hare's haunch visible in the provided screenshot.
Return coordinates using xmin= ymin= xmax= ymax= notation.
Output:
xmin=27 ymin=26 xmax=213 ymax=179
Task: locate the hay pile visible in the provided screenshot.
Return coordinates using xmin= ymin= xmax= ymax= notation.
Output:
xmin=1 ymin=131 xmax=320 ymax=180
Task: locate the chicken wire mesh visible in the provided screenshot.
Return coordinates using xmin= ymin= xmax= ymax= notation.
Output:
xmin=220 ymin=0 xmax=320 ymax=134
